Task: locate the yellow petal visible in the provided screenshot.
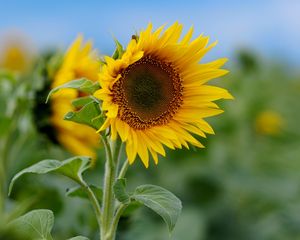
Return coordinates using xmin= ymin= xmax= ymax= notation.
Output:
xmin=179 ymin=122 xmax=206 ymax=138
xmin=180 ymin=26 xmax=194 ymax=45
xmin=126 ymin=129 xmax=138 ymax=164
xmin=111 ymin=119 xmax=117 ymax=140
xmin=195 ymin=120 xmax=215 ymax=134
xmin=176 ymin=108 xmax=224 ymax=120
xmin=136 ymin=131 xmax=149 ymax=168
xmin=184 ymin=69 xmax=229 ymax=85
xmin=116 ymin=119 xmax=129 ymax=142
xmin=97 ymin=118 xmax=111 ymax=132
xmin=106 ymin=104 xmax=118 ymax=118
xmin=149 ymin=148 xmax=159 ymax=165
xmin=140 ymin=131 xmax=166 ymax=156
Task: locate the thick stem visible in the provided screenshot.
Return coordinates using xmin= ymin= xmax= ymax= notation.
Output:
xmin=101 ymin=136 xmax=122 ymax=240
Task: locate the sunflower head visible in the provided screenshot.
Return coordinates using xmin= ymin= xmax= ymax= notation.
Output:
xmin=95 ymin=22 xmax=233 ymax=167
xmin=49 ymin=36 xmax=100 ymax=160
xmin=0 ymin=39 xmax=33 ymax=73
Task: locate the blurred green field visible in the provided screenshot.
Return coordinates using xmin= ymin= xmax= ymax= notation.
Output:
xmin=0 ymin=49 xmax=300 ymax=240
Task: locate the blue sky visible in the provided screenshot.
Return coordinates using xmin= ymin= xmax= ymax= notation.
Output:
xmin=1 ymin=0 xmax=299 ymax=65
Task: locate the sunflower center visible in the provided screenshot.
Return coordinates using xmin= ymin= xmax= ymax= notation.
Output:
xmin=112 ymin=56 xmax=183 ymax=129
xmin=123 ymin=59 xmax=175 ymax=119
xmin=127 ymin=70 xmax=162 ymax=109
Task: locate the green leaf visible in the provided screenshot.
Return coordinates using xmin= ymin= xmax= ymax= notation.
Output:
xmin=67 ymin=236 xmax=90 ymax=240
xmin=64 ymin=101 xmax=103 ymax=130
xmin=66 ymin=185 xmax=102 ymax=201
xmin=0 ymin=70 xmax=16 ymax=83
xmin=122 ymin=201 xmax=141 ymax=217
xmin=46 ymin=78 xmax=100 ymax=102
xmin=72 ymin=96 xmax=94 ymax=108
xmin=112 ymin=39 xmax=125 ymax=60
xmin=132 ymin=184 xmax=182 ymax=233
xmin=0 ymin=116 xmax=11 ymax=136
xmin=113 ymin=178 xmax=130 ymax=204
xmin=9 ymin=156 xmax=91 ymax=196
xmin=8 ymin=209 xmax=54 ymax=240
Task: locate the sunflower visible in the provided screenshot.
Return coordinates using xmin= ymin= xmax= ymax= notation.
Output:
xmin=94 ymin=22 xmax=233 ymax=167
xmin=255 ymin=110 xmax=283 ymax=136
xmin=50 ymin=36 xmax=100 ymax=160
xmin=0 ymin=38 xmax=33 ymax=72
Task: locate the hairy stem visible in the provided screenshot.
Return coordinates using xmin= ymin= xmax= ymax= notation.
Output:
xmin=101 ymin=135 xmax=122 ymax=240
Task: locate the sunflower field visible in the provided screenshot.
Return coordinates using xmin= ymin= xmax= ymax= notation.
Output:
xmin=1 ymin=1 xmax=300 ymax=240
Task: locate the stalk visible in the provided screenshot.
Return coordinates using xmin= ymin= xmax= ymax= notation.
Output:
xmin=78 ymin=180 xmax=102 ymax=239
xmin=101 ymin=136 xmax=122 ymax=240
xmin=0 ymin=138 xmax=8 ymax=214
xmin=0 ymin=158 xmax=5 ymax=213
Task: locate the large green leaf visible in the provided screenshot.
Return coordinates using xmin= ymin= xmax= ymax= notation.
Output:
xmin=9 ymin=156 xmax=91 ymax=195
xmin=132 ymin=184 xmax=182 ymax=233
xmin=71 ymin=96 xmax=95 ymax=108
xmin=113 ymin=178 xmax=130 ymax=204
xmin=8 ymin=209 xmax=54 ymax=240
xmin=46 ymin=78 xmax=100 ymax=102
xmin=64 ymin=101 xmax=103 ymax=130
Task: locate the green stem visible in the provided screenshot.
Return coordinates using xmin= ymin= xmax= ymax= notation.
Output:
xmin=0 ymin=158 xmax=5 ymax=213
xmin=0 ymin=91 xmax=26 ymax=213
xmin=113 ymin=139 xmax=123 ymax=175
xmin=79 ymin=180 xmax=102 ymax=235
xmin=101 ymin=135 xmax=122 ymax=240
xmin=0 ymin=136 xmax=9 ymax=214
xmin=107 ymin=204 xmax=128 ymax=240
xmin=118 ymin=159 xmax=129 ymax=179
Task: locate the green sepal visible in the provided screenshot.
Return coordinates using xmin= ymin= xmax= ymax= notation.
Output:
xmin=112 ymin=39 xmax=125 ymax=60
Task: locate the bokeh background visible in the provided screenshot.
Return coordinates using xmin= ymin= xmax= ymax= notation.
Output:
xmin=1 ymin=1 xmax=300 ymax=240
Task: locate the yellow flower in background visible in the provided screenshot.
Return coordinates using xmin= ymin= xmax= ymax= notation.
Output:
xmin=255 ymin=110 xmax=284 ymax=136
xmin=51 ymin=36 xmax=100 ymax=161
xmin=94 ymin=22 xmax=233 ymax=167
xmin=1 ymin=45 xmax=27 ymax=72
xmin=0 ymin=36 xmax=33 ymax=72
